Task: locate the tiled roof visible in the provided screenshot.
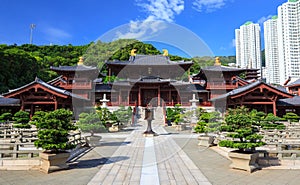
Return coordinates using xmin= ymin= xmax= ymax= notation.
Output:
xmin=201 ymin=65 xmax=246 ymax=72
xmin=186 ymin=84 xmax=209 ymax=92
xmin=277 ymin=96 xmax=300 ymax=106
xmin=47 ymin=75 xmax=64 ymax=85
xmin=106 ymin=54 xmax=193 ymax=66
xmin=272 ymin=85 xmax=287 ymax=93
xmin=3 ymin=77 xmax=89 ymax=101
xmin=0 ymin=97 xmax=20 ymax=106
xmin=286 ymin=78 xmax=300 ymax=87
xmin=94 ymin=84 xmax=115 ymax=92
xmin=211 ymin=81 xmax=291 ymax=101
xmin=50 ymin=65 xmax=98 ymax=72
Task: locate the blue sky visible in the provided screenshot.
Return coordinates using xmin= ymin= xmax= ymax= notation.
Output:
xmin=0 ymin=0 xmax=287 ymax=56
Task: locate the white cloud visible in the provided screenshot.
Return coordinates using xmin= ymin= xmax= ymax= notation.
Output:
xmin=257 ymin=15 xmax=273 ymax=25
xmin=139 ymin=0 xmax=184 ymax=22
xmin=116 ymin=0 xmax=184 ymax=40
xmin=192 ymin=0 xmax=227 ymax=13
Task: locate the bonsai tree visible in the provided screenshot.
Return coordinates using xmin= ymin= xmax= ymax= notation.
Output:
xmin=76 ymin=112 xmax=106 ymax=133
xmin=283 ymin=112 xmax=299 ymax=124
xmin=12 ymin=110 xmax=31 ymax=128
xmin=95 ymin=107 xmax=118 ymax=128
xmin=166 ymin=104 xmax=183 ymax=125
xmin=261 ymin=113 xmax=285 ymax=130
xmin=34 ymin=109 xmax=77 ymax=153
xmin=114 ymin=106 xmax=132 ymax=125
xmin=31 ymin=111 xmax=47 ymax=126
xmin=194 ymin=111 xmax=221 ymax=134
xmin=194 ymin=121 xmax=208 ymax=134
xmin=219 ymin=106 xmax=265 ymax=152
xmin=249 ymin=109 xmax=266 ymax=126
xmin=0 ymin=112 xmax=12 ymax=123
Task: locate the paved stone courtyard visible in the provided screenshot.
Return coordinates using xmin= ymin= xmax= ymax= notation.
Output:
xmin=1 ymin=119 xmax=300 ymax=185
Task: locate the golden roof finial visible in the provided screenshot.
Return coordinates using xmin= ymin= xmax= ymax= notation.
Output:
xmin=162 ymin=49 xmax=168 ymax=56
xmin=214 ymin=57 xmax=221 ymax=66
xmin=78 ymin=56 xmax=84 ymax=65
xmin=130 ymin=49 xmax=137 ymax=56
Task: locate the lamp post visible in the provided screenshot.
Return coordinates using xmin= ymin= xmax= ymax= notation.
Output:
xmin=29 ymin=24 xmax=36 ymax=44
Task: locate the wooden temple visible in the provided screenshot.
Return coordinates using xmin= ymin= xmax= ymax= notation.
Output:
xmin=2 ymin=77 xmax=89 ymax=117
xmin=1 ymin=51 xmax=300 ymax=117
xmin=103 ymin=52 xmax=197 ymax=107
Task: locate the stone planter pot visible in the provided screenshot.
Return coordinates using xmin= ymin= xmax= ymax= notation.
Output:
xmin=39 ymin=152 xmax=70 ymax=173
xmin=85 ymin=135 xmax=102 ymax=147
xmin=175 ymin=124 xmax=185 ymax=131
xmin=198 ymin=135 xmax=214 ymax=147
xmin=228 ymin=151 xmax=260 ymax=173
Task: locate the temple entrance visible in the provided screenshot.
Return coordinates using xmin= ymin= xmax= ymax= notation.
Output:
xmin=141 ymin=89 xmax=158 ymax=107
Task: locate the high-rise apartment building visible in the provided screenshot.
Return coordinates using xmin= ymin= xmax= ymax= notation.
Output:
xmin=277 ymin=0 xmax=300 ymax=84
xmin=235 ymin=22 xmax=262 ymax=74
xmin=264 ymin=16 xmax=280 ymax=84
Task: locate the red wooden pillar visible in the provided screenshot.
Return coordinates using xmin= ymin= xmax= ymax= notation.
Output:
xmin=30 ymin=104 xmax=34 ymax=118
xmin=21 ymin=102 xmax=25 ymax=111
xmin=54 ymin=101 xmax=58 ymax=110
xmin=158 ymin=87 xmax=161 ymax=107
xmin=168 ymin=90 xmax=171 ymax=105
xmin=273 ymin=101 xmax=277 ymax=116
xmin=138 ymin=87 xmax=141 ymax=106
xmin=127 ymin=90 xmax=130 ymax=106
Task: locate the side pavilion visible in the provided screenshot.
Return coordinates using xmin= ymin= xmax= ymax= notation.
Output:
xmin=2 ymin=77 xmax=89 ymax=117
xmin=211 ymin=80 xmax=293 ymax=116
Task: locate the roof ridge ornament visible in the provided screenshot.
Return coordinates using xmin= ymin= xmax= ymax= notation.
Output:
xmin=78 ymin=56 xmax=84 ymax=65
xmin=214 ymin=57 xmax=221 ymax=66
xmin=130 ymin=49 xmax=137 ymax=56
xmin=163 ymin=49 xmax=168 ymax=56
xmin=35 ymin=76 xmax=40 ymax=82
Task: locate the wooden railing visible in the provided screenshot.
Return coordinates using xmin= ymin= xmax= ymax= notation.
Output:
xmin=60 ymin=82 xmax=92 ymax=89
xmin=206 ymin=82 xmax=237 ymax=89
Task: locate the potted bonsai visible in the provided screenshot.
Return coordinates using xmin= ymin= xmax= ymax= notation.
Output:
xmin=76 ymin=111 xmax=105 ymax=146
xmin=95 ymin=107 xmax=118 ymax=129
xmin=194 ymin=111 xmax=221 ymax=147
xmin=0 ymin=112 xmax=12 ymax=124
xmin=113 ymin=106 xmax=133 ymax=127
xmin=283 ymin=112 xmax=299 ymax=124
xmin=12 ymin=110 xmax=31 ymax=128
xmin=34 ymin=109 xmax=77 ymax=173
xmin=166 ymin=104 xmax=185 ymax=130
xmin=218 ymin=106 xmax=265 ymax=172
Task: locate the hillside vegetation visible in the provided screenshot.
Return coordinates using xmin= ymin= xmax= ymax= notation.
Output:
xmin=0 ymin=39 xmax=236 ymax=94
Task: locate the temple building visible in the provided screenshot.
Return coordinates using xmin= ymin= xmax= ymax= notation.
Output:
xmin=0 ymin=50 xmax=299 ymax=117
xmin=191 ymin=57 xmax=259 ymax=99
xmin=211 ymin=81 xmax=293 ymax=116
xmin=2 ymin=77 xmax=89 ymax=117
xmin=103 ymin=52 xmax=198 ymax=107
xmin=285 ymin=78 xmax=300 ymax=96
xmin=49 ymin=57 xmax=99 ymax=99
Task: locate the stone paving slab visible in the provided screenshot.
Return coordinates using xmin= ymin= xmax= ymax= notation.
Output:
xmin=2 ymin=121 xmax=300 ymax=185
xmin=88 ymin=120 xmax=211 ymax=185
xmin=174 ymin=136 xmax=300 ymax=185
